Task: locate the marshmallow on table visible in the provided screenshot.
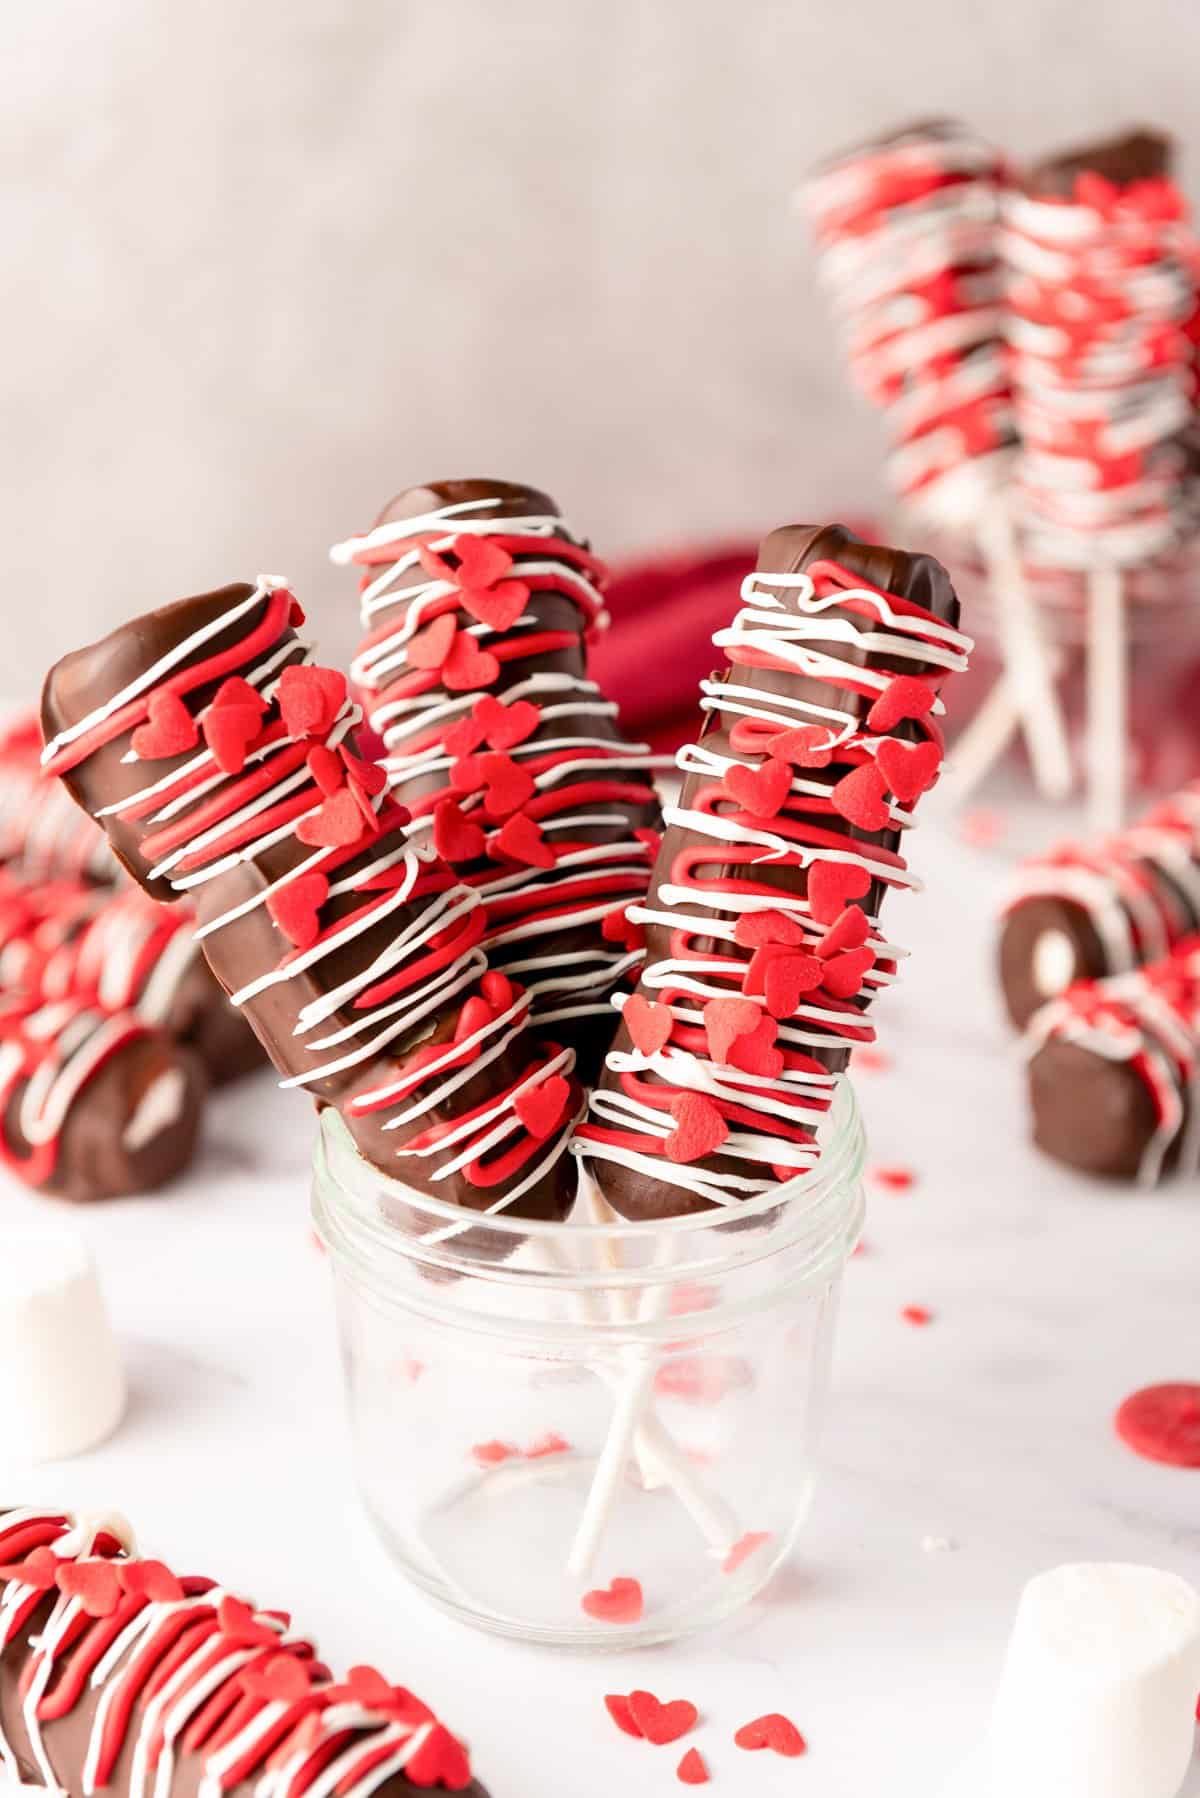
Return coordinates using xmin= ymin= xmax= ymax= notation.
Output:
xmin=0 ymin=1218 xmax=125 ymax=1462
xmin=989 ymin=1563 xmax=1200 ymax=1798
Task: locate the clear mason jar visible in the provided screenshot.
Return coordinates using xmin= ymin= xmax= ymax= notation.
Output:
xmin=312 ymin=1085 xmax=865 ymax=1649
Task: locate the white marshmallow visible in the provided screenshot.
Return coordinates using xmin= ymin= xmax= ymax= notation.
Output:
xmin=989 ymin=1563 xmax=1200 ymax=1798
xmin=0 ymin=1219 xmax=125 ymax=1462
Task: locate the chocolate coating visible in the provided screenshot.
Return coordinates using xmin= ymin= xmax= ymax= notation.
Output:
xmin=998 ymin=897 xmax=1108 ymax=1029
xmin=1027 ymin=1035 xmax=1161 ymax=1181
xmin=1027 ymin=127 xmax=1172 ymax=198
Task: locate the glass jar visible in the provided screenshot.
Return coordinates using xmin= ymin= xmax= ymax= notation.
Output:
xmin=312 ymin=1085 xmax=865 ymax=1648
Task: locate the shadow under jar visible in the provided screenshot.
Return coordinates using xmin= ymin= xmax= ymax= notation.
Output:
xmin=312 ymin=1084 xmax=865 ymax=1649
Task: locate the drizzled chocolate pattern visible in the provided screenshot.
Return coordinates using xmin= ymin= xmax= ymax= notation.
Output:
xmin=572 ymin=524 xmax=970 ymax=1219
xmin=41 ymin=580 xmax=578 ymax=1222
xmin=334 ymin=480 xmax=662 ymax=1084
xmin=0 ymin=1508 xmax=483 ymax=1798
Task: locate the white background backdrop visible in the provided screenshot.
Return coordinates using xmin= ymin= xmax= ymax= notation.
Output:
xmin=4 ymin=0 xmax=1200 ymax=688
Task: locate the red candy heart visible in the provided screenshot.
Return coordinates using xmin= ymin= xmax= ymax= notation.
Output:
xmin=514 ymin=1073 xmax=571 ymax=1139
xmin=816 ymin=904 xmax=870 ymax=958
xmin=0 ymin=1546 xmax=59 ymax=1589
xmin=442 ymin=714 xmax=486 ymax=758
xmin=131 ymin=690 xmax=199 ymax=761
xmin=459 ymin=578 xmax=530 ymax=633
xmin=267 ymin=871 xmax=329 ymax=950
xmin=295 ymin=788 xmax=370 ymax=850
xmin=734 ymin=1713 xmax=807 ymax=1757
xmin=734 ymin=910 xmax=804 ymax=949
xmin=306 ymin=744 xmax=344 ymax=795
xmin=627 ymin=1691 xmax=699 ymax=1746
xmin=765 ymin=723 xmax=836 ymax=767
xmin=624 ymin=993 xmax=673 ymax=1055
xmin=242 ymin=1653 xmax=311 ymax=1704
xmin=442 ymin=633 xmax=500 ymax=692
xmin=747 ymin=948 xmax=822 ymax=1018
xmin=217 ymin=1596 xmax=278 ymax=1647
xmin=480 ymin=753 xmax=535 ymax=820
xmin=602 ymin=906 xmax=645 ymax=951
xmin=472 ymin=1440 xmax=517 ymax=1466
xmin=664 ymin=1094 xmax=728 ymax=1164
xmin=432 ymin=799 xmax=486 ymax=865
xmin=327 ymin=1664 xmax=396 ymax=1710
xmin=831 ymin=763 xmax=890 ymax=831
xmin=721 ymin=757 xmax=792 ymax=819
xmin=202 ymin=678 xmax=267 ymax=774
xmin=867 ymin=675 xmax=935 ymax=734
xmin=494 ymin=813 xmax=554 ymax=868
xmin=581 ymin=1578 xmax=644 ymax=1625
xmin=56 ymin=1560 xmax=123 ymax=1618
xmin=806 ymin=859 xmax=871 ymax=924
xmin=677 ymin=1749 xmax=710 ymax=1785
xmin=605 ymin=1694 xmax=643 ymax=1739
xmin=822 ymin=947 xmax=875 ymax=998
xmin=475 ymin=696 xmax=540 ymax=750
xmin=480 ymin=971 xmax=515 ymax=1011
xmin=404 ymin=1722 xmax=472 ymax=1791
xmin=703 ymin=996 xmax=762 ymax=1065
xmin=727 ymin=1015 xmax=783 ymax=1079
xmin=277 ymin=665 xmax=347 ymax=740
xmin=876 ymin=738 xmax=941 ymax=804
xmin=1115 ymin=1383 xmax=1200 ymax=1467
xmin=117 ymin=1560 xmax=185 ymax=1605
xmin=449 ymin=754 xmax=484 ymax=794
xmin=454 ymin=996 xmax=496 ymax=1047
xmin=341 ymin=748 xmax=387 ymax=797
xmin=406 ymin=615 xmax=457 ymax=671
xmin=634 ymin=827 xmax=662 ymax=858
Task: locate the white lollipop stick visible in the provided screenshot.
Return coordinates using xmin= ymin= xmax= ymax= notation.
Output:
xmin=1086 ymin=561 xmax=1128 ymax=833
xmin=977 ymin=499 xmax=1074 ymax=801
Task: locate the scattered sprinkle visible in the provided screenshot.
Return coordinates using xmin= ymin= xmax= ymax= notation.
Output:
xmin=854 ymin=1046 xmax=891 ymax=1074
xmin=722 ymin=1531 xmax=772 ymax=1575
xmin=870 ymin=1165 xmax=916 ymax=1191
xmin=471 ymin=1440 xmax=518 ymax=1467
xmin=959 ymin=807 xmax=1006 ymax=848
xmin=605 ymin=1694 xmax=643 ymax=1739
xmin=525 ymin=1432 xmax=571 ymax=1459
xmin=1115 ymin=1383 xmax=1200 ymax=1468
xmin=581 ymin=1578 xmax=644 ymax=1625
xmin=901 ymin=1305 xmax=934 ymax=1327
xmin=734 ymin=1713 xmax=807 ymax=1757
xmin=628 ymin=1691 xmax=700 ymax=1746
xmin=677 ymin=1748 xmax=710 ymax=1785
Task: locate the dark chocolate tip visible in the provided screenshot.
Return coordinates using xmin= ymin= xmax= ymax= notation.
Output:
xmin=1027 ymin=127 xmax=1172 ymax=198
xmin=372 ymin=478 xmax=561 ymax=531
xmin=813 ymin=117 xmax=981 ymax=177
xmin=755 ymin=522 xmax=960 ymax=628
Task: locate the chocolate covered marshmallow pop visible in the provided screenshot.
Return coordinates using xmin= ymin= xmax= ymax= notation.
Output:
xmin=333 ymin=479 xmax=662 ymax=1083
xmin=41 ymin=580 xmax=579 ymax=1222
xmin=0 ymin=1507 xmax=482 ymax=1797
xmin=571 ymin=524 xmax=971 ymax=1220
xmin=0 ymin=713 xmax=114 ymax=884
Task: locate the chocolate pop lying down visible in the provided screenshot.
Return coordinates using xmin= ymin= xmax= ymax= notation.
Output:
xmin=334 ymin=479 xmax=662 ymax=1083
xmin=572 ymin=524 xmax=971 ymax=1219
xmin=0 ymin=1508 xmax=482 ymax=1797
xmin=41 ymin=581 xmax=578 ymax=1221
xmin=999 ymin=782 xmax=1200 ymax=1029
xmin=1024 ymin=939 xmax=1200 ymax=1183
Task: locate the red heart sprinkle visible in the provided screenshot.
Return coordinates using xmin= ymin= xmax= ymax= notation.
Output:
xmin=480 ymin=971 xmax=515 ymax=1011
xmin=56 ymin=1560 xmax=122 ymax=1618
xmin=605 ymin=1694 xmax=643 ymax=1739
xmin=404 ymin=1722 xmax=472 ymax=1791
xmin=525 ymin=1431 xmax=570 ymax=1458
xmin=634 ymin=827 xmax=663 ymax=858
xmin=722 ymin=1530 xmax=772 ymax=1574
xmin=855 ymin=1046 xmax=891 ymax=1074
xmin=242 ymin=1653 xmax=311 ymax=1704
xmin=1115 ymin=1383 xmax=1200 ymax=1467
xmin=277 ymin=665 xmax=347 ymax=740
xmin=867 ymin=675 xmax=936 ymax=733
xmin=202 ymin=678 xmax=267 ymax=774
xmin=459 ymin=577 xmax=530 ymax=634
xmin=406 ymin=615 xmax=457 ymax=671
xmin=816 ymin=904 xmax=870 ymax=958
xmin=131 ymin=690 xmax=200 ymax=761
xmin=449 ymin=754 xmax=485 ymax=794
xmin=471 ymin=1441 xmax=517 ymax=1467
xmin=475 ymin=696 xmax=540 ymax=750
xmin=306 ymin=744 xmax=344 ymax=795
xmin=267 ymin=871 xmax=329 ymax=950
xmin=677 ymin=1749 xmax=710 ymax=1785
xmin=734 ymin=910 xmax=804 ymax=949
xmin=480 ymin=752 xmax=535 ymax=820
xmin=432 ymin=798 xmax=486 ymax=865
xmin=581 ymin=1578 xmax=644 ymax=1625
xmin=628 ymin=1691 xmax=699 ymax=1747
xmin=442 ymin=633 xmax=500 ymax=693
xmin=442 ymin=714 xmax=486 ymax=758
xmin=328 ymin=1664 xmax=395 ymax=1710
xmin=287 ymin=596 xmax=305 ymax=627
xmin=514 ymin=1074 xmax=571 ymax=1139
xmin=602 ymin=907 xmax=645 ymax=950
xmin=871 ymin=1164 xmax=915 ymax=1190
xmin=494 ymin=813 xmax=554 ymax=868
xmin=747 ymin=948 xmax=822 ymax=1018
xmin=876 ymin=738 xmax=941 ymax=804
xmin=721 ymin=757 xmax=792 ymax=819
xmin=765 ymin=723 xmax=836 ymax=767
xmin=807 ymin=859 xmax=871 ymax=925
xmin=0 ymin=1546 xmax=59 ymax=1589
xmin=340 ymin=748 xmax=387 ymax=797
xmin=117 ymin=1560 xmax=185 ymax=1605
xmin=703 ymin=996 xmax=762 ymax=1065
xmin=822 ymin=947 xmax=875 ymax=998
xmin=901 ymin=1305 xmax=934 ymax=1327
xmin=420 ymin=535 xmax=509 ymax=589
xmin=453 ymin=996 xmax=496 ymax=1047
xmin=664 ymin=1093 xmax=728 ymax=1164
xmin=727 ymin=1014 xmax=783 ymax=1078
xmin=217 ymin=1596 xmax=277 ymax=1646
xmin=734 ymin=1713 xmax=807 ymax=1757
xmin=295 ymin=788 xmax=370 ymax=850
xmin=624 ymin=993 xmax=673 ymax=1055
xmin=831 ymin=763 xmax=890 ymax=831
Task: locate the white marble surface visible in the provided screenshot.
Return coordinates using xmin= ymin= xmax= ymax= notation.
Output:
xmin=2 ymin=812 xmax=1199 ymax=1797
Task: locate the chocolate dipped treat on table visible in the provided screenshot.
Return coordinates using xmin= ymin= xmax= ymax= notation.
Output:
xmin=1024 ymin=939 xmax=1200 ymax=1183
xmin=999 ymin=783 xmax=1200 ymax=1029
xmin=333 ymin=479 xmax=663 ymax=1084
xmin=41 ymin=579 xmax=579 ymax=1223
xmin=571 ymin=524 xmax=972 ymax=1220
xmin=0 ymin=1508 xmax=481 ymax=1797
xmin=0 ymin=713 xmax=114 ymax=885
